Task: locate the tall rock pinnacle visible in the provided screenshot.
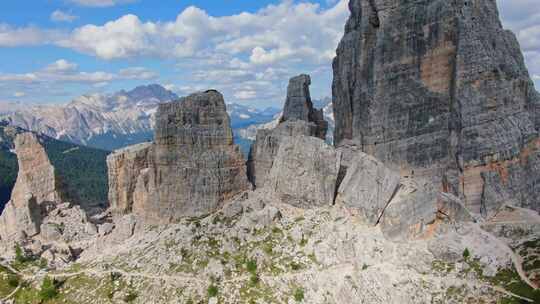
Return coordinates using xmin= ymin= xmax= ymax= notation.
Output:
xmin=281 ymin=74 xmax=328 ymax=139
xmin=107 ymin=90 xmax=250 ymax=222
xmin=0 ymin=133 xmax=63 ymax=240
xmin=332 ymin=0 xmax=540 ymax=214
xmin=247 ymin=74 xmax=329 ymax=188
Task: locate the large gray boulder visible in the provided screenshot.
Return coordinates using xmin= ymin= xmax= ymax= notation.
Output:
xmin=380 ymin=178 xmax=438 ymax=241
xmin=265 ymin=136 xmax=340 ymax=208
xmin=335 ymin=152 xmax=400 ymax=225
xmin=332 ymin=0 xmax=540 ymax=214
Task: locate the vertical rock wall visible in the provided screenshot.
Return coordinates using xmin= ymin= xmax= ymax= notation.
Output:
xmin=332 ymin=0 xmax=540 ymax=213
xmin=107 ymin=90 xmax=250 ymax=222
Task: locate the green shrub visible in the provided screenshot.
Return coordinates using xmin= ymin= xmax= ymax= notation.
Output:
xmin=463 ymin=248 xmax=471 ymax=260
xmin=293 ymin=288 xmax=304 ymax=302
xmin=14 ymin=244 xmax=27 ymax=264
xmin=39 ymin=276 xmax=59 ymax=301
xmin=207 ymin=284 xmax=218 ymax=297
xmin=7 ymin=275 xmax=19 ymax=287
xmin=246 ymin=260 xmax=257 ymax=274
xmin=249 ymin=274 xmax=260 ymax=286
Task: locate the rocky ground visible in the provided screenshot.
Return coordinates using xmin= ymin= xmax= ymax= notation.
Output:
xmin=1 ymin=189 xmax=539 ymax=304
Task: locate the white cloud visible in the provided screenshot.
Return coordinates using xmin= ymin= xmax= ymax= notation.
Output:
xmin=234 ymin=90 xmax=257 ymax=100
xmin=67 ymin=0 xmax=136 ymax=7
xmin=118 ymin=67 xmax=158 ymax=80
xmin=13 ymin=92 xmax=26 ymax=98
xmin=0 ymin=24 xmax=58 ymax=47
xmin=51 ymin=10 xmax=78 ymax=23
xmin=44 ymin=59 xmax=78 ymax=73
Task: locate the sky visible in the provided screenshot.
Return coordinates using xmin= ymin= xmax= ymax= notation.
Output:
xmin=0 ymin=0 xmax=539 ymax=109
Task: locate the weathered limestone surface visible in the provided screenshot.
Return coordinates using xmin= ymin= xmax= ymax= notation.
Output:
xmin=0 ymin=195 xmax=41 ymax=240
xmin=335 ymin=152 xmax=400 ymax=225
xmin=108 ymin=90 xmax=250 ymax=222
xmin=332 ymin=0 xmax=540 ymax=214
xmin=380 ymin=178 xmax=438 ymax=241
xmin=248 ymin=120 xmax=323 ymax=188
xmin=107 ymin=142 xmax=152 ymax=214
xmin=266 ymin=136 xmax=340 ymax=208
xmin=247 ymin=75 xmax=328 ymax=188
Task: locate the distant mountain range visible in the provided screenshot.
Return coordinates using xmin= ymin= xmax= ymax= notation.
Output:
xmin=0 ymin=84 xmax=287 ymax=152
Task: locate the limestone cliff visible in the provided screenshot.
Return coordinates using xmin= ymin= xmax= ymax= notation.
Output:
xmin=332 ymin=0 xmax=540 ymax=214
xmin=107 ymin=90 xmax=250 ymax=222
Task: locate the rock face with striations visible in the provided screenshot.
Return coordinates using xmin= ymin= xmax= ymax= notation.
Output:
xmin=266 ymin=136 xmax=340 ymax=208
xmin=0 ymin=133 xmax=63 ymax=240
xmin=247 ymin=75 xmax=328 ymax=188
xmin=107 ymin=90 xmax=250 ymax=222
xmin=332 ymin=0 xmax=540 ymax=214
xmin=107 ymin=142 xmax=152 ymax=214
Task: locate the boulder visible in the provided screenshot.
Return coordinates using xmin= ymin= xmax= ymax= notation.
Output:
xmin=437 ymin=192 xmax=474 ymax=223
xmin=248 ymin=120 xmax=324 ymax=188
xmin=265 ymin=136 xmax=340 ymax=208
xmin=335 ymin=152 xmax=400 ymax=225
xmin=380 ymin=178 xmax=438 ymax=241
xmin=332 ymin=0 xmax=540 ymax=213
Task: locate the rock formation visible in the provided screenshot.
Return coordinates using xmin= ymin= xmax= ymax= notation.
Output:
xmin=266 ymin=136 xmax=340 ymax=208
xmin=335 ymin=152 xmax=400 ymax=225
xmin=332 ymin=0 xmax=540 ymax=214
xmin=107 ymin=90 xmax=250 ymax=222
xmin=10 ymin=133 xmax=63 ymax=206
xmin=107 ymin=142 xmax=152 ymax=214
xmin=281 ymin=74 xmax=328 ymax=139
xmin=0 ymin=133 xmax=62 ymax=240
xmin=247 ymin=75 xmax=328 ymax=188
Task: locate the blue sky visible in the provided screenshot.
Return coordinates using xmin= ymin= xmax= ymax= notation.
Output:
xmin=0 ymin=0 xmax=539 ymax=108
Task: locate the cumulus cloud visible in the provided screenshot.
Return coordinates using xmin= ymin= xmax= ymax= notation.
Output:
xmin=44 ymin=59 xmax=79 ymax=73
xmin=67 ymin=0 xmax=136 ymax=7
xmin=51 ymin=10 xmax=78 ymax=23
